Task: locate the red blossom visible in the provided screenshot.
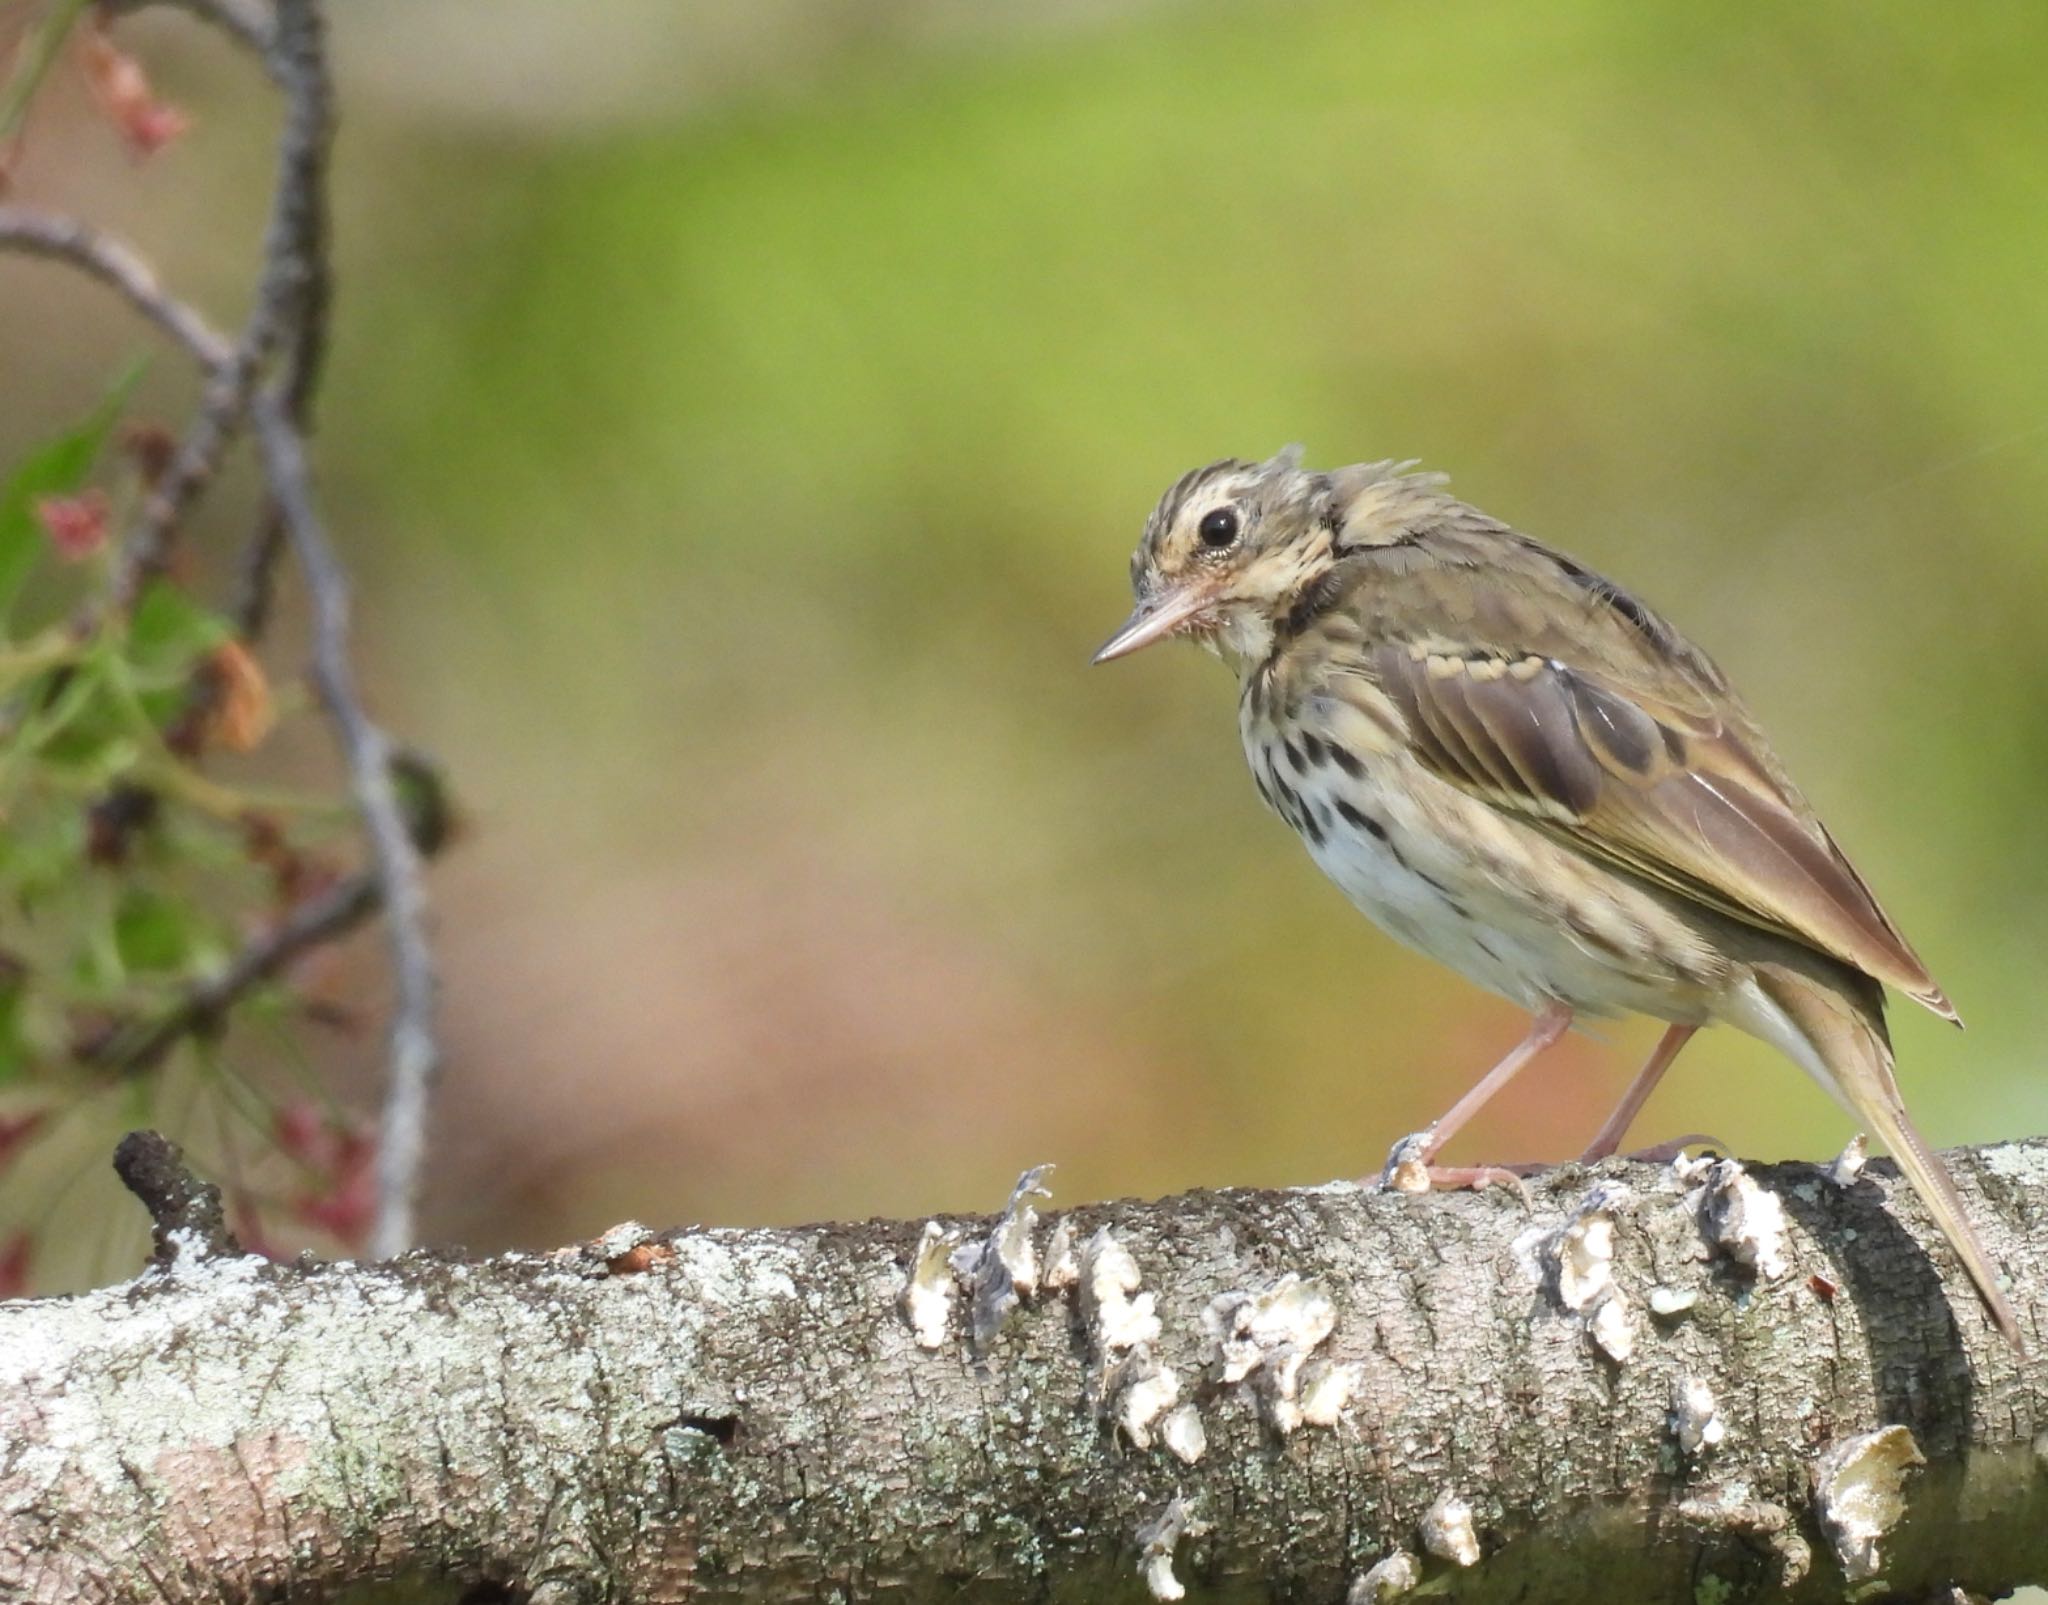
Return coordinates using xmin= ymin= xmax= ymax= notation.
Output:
xmin=34 ymin=490 xmax=110 ymax=560
xmin=292 ymin=1159 xmax=373 ymax=1247
xmin=273 ymin=1102 xmax=376 ymax=1249
xmin=273 ymin=1100 xmax=335 ymax=1168
xmin=80 ymin=29 xmax=191 ymax=160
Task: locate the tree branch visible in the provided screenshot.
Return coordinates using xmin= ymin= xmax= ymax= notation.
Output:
xmin=4 ymin=1139 xmax=2045 ymax=1603
xmin=248 ymin=389 xmax=439 ymax=1261
xmin=0 ymin=0 xmax=445 ymax=1254
xmin=81 ymin=869 xmax=381 ymax=1075
xmin=111 ymin=0 xmax=333 ymax=609
xmin=0 ymin=206 xmax=232 ymax=370
xmin=109 ymin=1129 xmax=239 ymax=1266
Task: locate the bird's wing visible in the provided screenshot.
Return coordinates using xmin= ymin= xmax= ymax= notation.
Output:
xmin=1371 ymin=636 xmax=1956 ymax=1022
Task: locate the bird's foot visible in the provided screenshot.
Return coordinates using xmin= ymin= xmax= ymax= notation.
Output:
xmin=1373 ymin=1131 xmax=1537 ymax=1200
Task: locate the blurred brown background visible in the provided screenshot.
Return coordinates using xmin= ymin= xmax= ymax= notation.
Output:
xmin=5 ymin=0 xmax=2048 ymax=1280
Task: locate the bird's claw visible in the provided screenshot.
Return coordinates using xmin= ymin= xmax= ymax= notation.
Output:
xmin=1372 ymin=1130 xmax=1535 ymax=1202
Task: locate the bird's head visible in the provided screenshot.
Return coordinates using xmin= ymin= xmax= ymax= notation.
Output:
xmin=1094 ymin=446 xmax=1334 ymax=672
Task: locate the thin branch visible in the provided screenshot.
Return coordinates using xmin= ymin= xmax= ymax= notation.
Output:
xmin=231 ymin=0 xmax=332 ymax=640
xmin=2 ymin=0 xmax=444 ymax=1255
xmin=84 ymin=870 xmax=381 ymax=1076
xmin=109 ymin=1128 xmax=239 ymax=1264
xmin=0 ymin=205 xmax=232 ymax=369
xmin=249 ymin=387 xmax=439 ymax=1261
xmin=111 ymin=0 xmax=334 ymax=609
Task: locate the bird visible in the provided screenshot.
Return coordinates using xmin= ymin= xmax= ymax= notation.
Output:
xmin=1094 ymin=446 xmax=2021 ymax=1350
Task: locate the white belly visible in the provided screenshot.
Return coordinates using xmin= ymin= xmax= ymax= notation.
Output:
xmin=1242 ymin=722 xmax=1719 ymax=1022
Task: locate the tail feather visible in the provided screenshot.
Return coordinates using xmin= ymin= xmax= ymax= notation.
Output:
xmin=1748 ymin=963 xmax=2022 ymax=1353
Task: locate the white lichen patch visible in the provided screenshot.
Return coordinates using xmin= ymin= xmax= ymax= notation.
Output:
xmin=1979 ymin=1143 xmax=2045 ymax=1182
xmin=1347 ymin=1551 xmax=1422 ymax=1604
xmin=1648 ymin=1284 xmax=1698 ymax=1317
xmin=949 ymin=1165 xmax=1055 ymax=1350
xmin=1081 ymin=1228 xmax=1161 ymax=1352
xmin=1419 ymin=1491 xmax=1480 ymax=1567
xmin=1135 ymin=1495 xmax=1198 ymax=1602
xmin=1299 ymin=1358 xmax=1364 ymax=1426
xmin=1588 ymin=1293 xmax=1634 ymax=1362
xmin=1107 ymin=1348 xmax=1181 ymax=1449
xmin=1203 ymin=1274 xmax=1344 ymax=1434
xmin=1042 ymin=1216 xmax=1079 ymax=1291
xmin=1516 ymin=1184 xmax=1636 ymax=1362
xmin=1826 ymin=1134 xmax=1868 ymax=1188
xmin=1686 ymin=1159 xmax=1790 ymax=1280
xmin=1553 ymin=1189 xmax=1622 ymax=1309
xmin=1160 ymin=1403 xmax=1207 ymax=1465
xmin=1813 ymin=1425 xmax=1924 ymax=1582
xmin=1380 ymin=1132 xmax=1433 ymax=1194
xmin=903 ymin=1221 xmax=959 ymax=1349
xmin=595 ymin=1220 xmax=654 ymax=1260
xmin=1671 ymin=1375 xmax=1724 ymax=1455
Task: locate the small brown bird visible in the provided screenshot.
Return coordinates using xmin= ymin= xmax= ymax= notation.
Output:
xmin=1096 ymin=447 xmax=2020 ymax=1349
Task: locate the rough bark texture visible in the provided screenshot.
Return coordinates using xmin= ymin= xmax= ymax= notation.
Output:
xmin=4 ymin=1137 xmax=2047 ymax=1604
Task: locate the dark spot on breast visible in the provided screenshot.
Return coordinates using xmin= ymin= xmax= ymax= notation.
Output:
xmin=1416 ymin=871 xmax=1465 ymax=917
xmin=1301 ymin=733 xmax=1327 ymax=767
xmin=1283 ymin=738 xmax=1307 ymax=774
xmin=1334 ymin=799 xmax=1388 ymax=841
xmin=1330 ymin=745 xmax=1367 ymax=779
xmin=1301 ymin=810 xmax=1326 ymax=847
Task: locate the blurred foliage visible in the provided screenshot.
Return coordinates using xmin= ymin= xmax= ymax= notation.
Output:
xmin=5 ymin=0 xmax=2048 ymax=1273
xmin=0 ymin=327 xmax=365 ymax=1290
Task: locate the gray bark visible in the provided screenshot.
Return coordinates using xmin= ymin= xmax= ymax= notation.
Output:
xmin=3 ymin=1135 xmax=2047 ymax=1604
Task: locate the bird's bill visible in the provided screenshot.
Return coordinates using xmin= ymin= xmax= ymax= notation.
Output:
xmin=1091 ymin=584 xmax=1215 ymax=664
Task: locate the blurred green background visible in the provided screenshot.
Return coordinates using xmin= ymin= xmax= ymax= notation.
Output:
xmin=5 ymin=0 xmax=2048 ymax=1274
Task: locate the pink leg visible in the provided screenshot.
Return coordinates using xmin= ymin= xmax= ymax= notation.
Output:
xmin=1578 ymin=1022 xmax=1698 ymax=1162
xmin=1419 ymin=1002 xmax=1575 ymax=1163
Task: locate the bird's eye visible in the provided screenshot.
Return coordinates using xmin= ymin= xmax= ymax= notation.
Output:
xmin=1198 ymin=507 xmax=1240 ymax=548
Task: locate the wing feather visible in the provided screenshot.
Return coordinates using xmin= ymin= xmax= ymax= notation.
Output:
xmin=1373 ymin=644 xmax=1956 ymax=1021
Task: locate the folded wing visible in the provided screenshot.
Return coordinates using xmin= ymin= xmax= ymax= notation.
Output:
xmin=1375 ymin=644 xmax=1957 ymax=1022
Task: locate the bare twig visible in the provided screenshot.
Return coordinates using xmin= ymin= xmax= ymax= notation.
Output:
xmin=231 ymin=0 xmax=331 ymax=640
xmin=110 ymin=1128 xmax=239 ymax=1264
xmin=85 ymin=870 xmax=381 ymax=1076
xmin=112 ymin=0 xmax=334 ymax=609
xmin=2 ymin=0 xmax=445 ymax=1256
xmin=0 ymin=206 xmax=231 ymax=369
xmin=249 ymin=389 xmax=438 ymax=1260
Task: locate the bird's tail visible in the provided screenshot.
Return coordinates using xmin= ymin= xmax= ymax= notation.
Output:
xmin=1749 ymin=961 xmax=2023 ymax=1353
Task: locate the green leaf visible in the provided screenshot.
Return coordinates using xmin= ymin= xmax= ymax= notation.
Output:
xmin=127 ymin=580 xmax=231 ymax=682
xmin=113 ymin=888 xmax=203 ymax=974
xmin=0 ymin=361 xmax=144 ymax=624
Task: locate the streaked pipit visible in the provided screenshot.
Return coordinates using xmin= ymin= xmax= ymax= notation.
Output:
xmin=1097 ymin=447 xmax=2019 ymax=1349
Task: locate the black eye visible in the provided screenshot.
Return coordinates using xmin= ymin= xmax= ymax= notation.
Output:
xmin=1198 ymin=507 xmax=1240 ymax=548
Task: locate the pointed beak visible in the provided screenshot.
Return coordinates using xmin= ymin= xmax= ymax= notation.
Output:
xmin=1091 ymin=584 xmax=1215 ymax=664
